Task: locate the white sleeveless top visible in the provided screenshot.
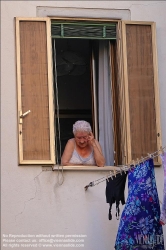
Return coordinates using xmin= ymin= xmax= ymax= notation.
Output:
xmin=69 ymin=144 xmax=96 ymax=165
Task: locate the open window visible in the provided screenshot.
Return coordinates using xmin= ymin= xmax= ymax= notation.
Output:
xmin=51 ymin=20 xmax=117 ymax=165
xmin=15 ymin=18 xmax=162 ymax=166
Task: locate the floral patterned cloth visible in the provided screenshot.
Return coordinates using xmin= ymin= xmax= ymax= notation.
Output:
xmin=115 ymin=159 xmax=164 ymax=249
xmin=160 ymin=152 xmax=166 ymax=225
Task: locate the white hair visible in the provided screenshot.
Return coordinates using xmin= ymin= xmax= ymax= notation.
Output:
xmin=73 ymin=120 xmax=92 ymax=134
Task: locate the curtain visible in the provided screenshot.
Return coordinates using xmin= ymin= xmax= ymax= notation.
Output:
xmin=98 ymin=40 xmax=114 ymax=165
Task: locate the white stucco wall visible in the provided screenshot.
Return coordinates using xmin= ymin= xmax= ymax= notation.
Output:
xmin=1 ymin=1 xmax=166 ymax=250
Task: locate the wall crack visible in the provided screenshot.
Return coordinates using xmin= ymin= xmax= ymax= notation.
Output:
xmin=15 ymin=170 xmax=43 ymax=224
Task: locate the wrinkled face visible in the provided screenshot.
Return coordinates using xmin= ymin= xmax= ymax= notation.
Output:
xmin=74 ymin=131 xmax=89 ymax=148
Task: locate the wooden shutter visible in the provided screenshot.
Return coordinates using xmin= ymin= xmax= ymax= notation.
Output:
xmin=16 ymin=18 xmax=55 ymax=164
xmin=118 ymin=21 xmax=162 ymax=164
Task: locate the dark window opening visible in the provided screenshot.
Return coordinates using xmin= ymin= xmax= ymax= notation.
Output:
xmin=52 ymin=39 xmax=94 ymax=163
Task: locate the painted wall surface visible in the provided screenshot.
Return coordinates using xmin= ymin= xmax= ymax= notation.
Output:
xmin=1 ymin=1 xmax=166 ymax=250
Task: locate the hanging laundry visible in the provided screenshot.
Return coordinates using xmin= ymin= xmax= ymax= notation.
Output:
xmin=115 ymin=158 xmax=164 ymax=250
xmin=160 ymin=151 xmax=166 ymax=225
xmin=106 ymin=171 xmax=127 ymax=220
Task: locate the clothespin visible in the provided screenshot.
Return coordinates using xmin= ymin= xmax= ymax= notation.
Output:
xmin=123 ymin=165 xmax=128 ymax=174
xmin=141 ymin=156 xmax=144 ymax=164
xmin=147 ymin=153 xmax=152 ymax=159
xmin=128 ymin=162 xmax=132 ymax=171
xmin=106 ymin=176 xmax=109 ymax=182
xmin=132 ymin=160 xmax=135 ymax=168
xmin=131 ymin=160 xmax=135 ymax=168
xmin=109 ymin=171 xmax=113 ymax=180
xmin=137 ymin=158 xmax=140 ymax=166
xmin=160 ymin=146 xmax=164 ymax=155
xmin=151 ymin=153 xmax=155 ymax=159
xmin=114 ymin=169 xmax=116 ymax=177
xmin=119 ymin=166 xmax=123 ymax=175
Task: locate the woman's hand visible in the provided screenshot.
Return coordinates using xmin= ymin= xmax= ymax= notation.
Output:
xmin=88 ymin=132 xmax=105 ymax=167
xmin=88 ymin=132 xmax=95 ymax=146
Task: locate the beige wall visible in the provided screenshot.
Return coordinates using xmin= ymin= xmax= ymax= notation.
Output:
xmin=1 ymin=1 xmax=166 ymax=250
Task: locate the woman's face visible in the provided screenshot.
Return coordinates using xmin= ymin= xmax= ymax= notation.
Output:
xmin=74 ymin=131 xmax=89 ymax=148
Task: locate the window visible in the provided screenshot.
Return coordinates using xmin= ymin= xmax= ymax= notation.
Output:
xmin=51 ymin=20 xmax=117 ymax=164
xmin=15 ymin=17 xmax=162 ymax=166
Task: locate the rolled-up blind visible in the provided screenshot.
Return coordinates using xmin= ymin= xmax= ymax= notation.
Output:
xmin=51 ymin=21 xmax=116 ymax=39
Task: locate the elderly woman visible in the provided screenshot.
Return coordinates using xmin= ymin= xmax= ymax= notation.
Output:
xmin=61 ymin=120 xmax=105 ymax=167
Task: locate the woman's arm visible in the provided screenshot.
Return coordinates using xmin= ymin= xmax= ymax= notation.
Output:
xmin=61 ymin=139 xmax=75 ymax=166
xmin=92 ymin=140 xmax=105 ymax=167
xmin=88 ymin=133 xmax=105 ymax=167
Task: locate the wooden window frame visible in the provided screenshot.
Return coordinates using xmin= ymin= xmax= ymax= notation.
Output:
xmin=15 ymin=17 xmax=162 ymax=167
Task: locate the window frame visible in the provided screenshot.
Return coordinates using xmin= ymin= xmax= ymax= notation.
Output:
xmin=15 ymin=17 xmax=162 ymax=167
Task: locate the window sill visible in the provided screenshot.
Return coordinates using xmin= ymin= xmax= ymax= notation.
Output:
xmin=52 ymin=161 xmax=160 ymax=171
xmin=53 ymin=165 xmax=124 ymax=171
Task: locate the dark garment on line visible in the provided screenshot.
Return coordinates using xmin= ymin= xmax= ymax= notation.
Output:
xmin=106 ymin=171 xmax=127 ymax=220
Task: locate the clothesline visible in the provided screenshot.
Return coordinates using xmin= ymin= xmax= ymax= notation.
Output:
xmin=84 ymin=146 xmax=166 ymax=190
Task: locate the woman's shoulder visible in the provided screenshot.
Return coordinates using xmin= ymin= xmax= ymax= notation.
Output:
xmin=68 ymin=138 xmax=75 ymax=144
xmin=66 ymin=138 xmax=75 ymax=148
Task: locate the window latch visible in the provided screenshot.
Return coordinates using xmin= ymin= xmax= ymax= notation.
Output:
xmin=20 ymin=110 xmax=31 ymax=118
xmin=19 ymin=110 xmax=31 ymax=124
